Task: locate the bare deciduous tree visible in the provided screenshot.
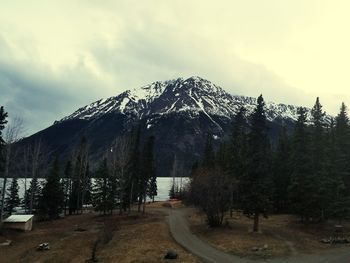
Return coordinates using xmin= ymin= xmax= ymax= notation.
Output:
xmin=70 ymin=137 xmax=89 ymax=214
xmin=28 ymin=139 xmax=46 ymax=214
xmin=109 ymin=135 xmax=132 ymax=214
xmin=0 ymin=117 xmax=24 ymax=221
xmin=190 ymin=167 xmax=231 ymax=227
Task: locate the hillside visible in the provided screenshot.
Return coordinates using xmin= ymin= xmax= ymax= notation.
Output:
xmin=19 ymin=76 xmax=321 ymax=176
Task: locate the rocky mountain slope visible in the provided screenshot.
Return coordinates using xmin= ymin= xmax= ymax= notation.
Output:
xmin=21 ymin=76 xmax=320 ymax=176
xmin=60 ymin=76 xmax=305 ymax=129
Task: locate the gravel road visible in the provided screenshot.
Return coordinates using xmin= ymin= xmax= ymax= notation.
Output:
xmin=167 ymin=208 xmax=350 ymax=263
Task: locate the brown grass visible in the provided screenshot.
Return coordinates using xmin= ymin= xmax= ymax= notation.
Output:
xmin=0 ymin=204 xmax=199 ymax=263
xmin=98 ymin=212 xmax=198 ymax=263
xmin=188 ymin=210 xmax=350 ymax=259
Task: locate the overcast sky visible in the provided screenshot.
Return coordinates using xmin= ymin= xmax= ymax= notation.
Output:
xmin=1 ymin=0 xmax=350 ymax=135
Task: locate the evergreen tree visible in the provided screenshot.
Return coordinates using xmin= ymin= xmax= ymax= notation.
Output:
xmin=216 ymin=142 xmax=230 ymax=172
xmin=310 ymin=98 xmax=329 ymax=219
xmin=92 ymin=158 xmax=113 ymax=215
xmin=230 ymin=106 xmax=248 ymax=214
xmin=326 ymin=103 xmax=350 ymax=222
xmin=127 ymin=125 xmax=141 ymax=212
xmin=148 ymin=175 xmax=157 ymax=202
xmin=4 ymin=178 xmax=20 ymax=215
xmin=39 ymin=157 xmax=64 ymax=219
xmin=23 ymin=177 xmax=42 ymax=213
xmin=272 ymin=126 xmax=291 ymax=213
xmin=144 ymin=136 xmax=157 ymax=203
xmin=231 ymin=107 xmax=247 ymax=177
xmin=310 ymin=98 xmax=326 ymax=172
xmin=334 ymin=103 xmax=350 ymax=191
xmin=137 ymin=136 xmax=154 ymax=212
xmin=326 ymin=118 xmax=350 ymax=222
xmin=240 ymin=95 xmax=272 ymax=232
xmin=289 ymin=107 xmax=317 ymax=222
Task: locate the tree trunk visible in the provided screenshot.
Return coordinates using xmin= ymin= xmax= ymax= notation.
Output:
xmin=142 ymin=194 xmax=146 ymax=214
xmin=76 ymin=162 xmax=82 ymax=215
xmin=29 ymin=141 xmax=42 ymax=214
xmin=128 ymin=181 xmax=134 ymax=214
xmin=0 ymin=177 xmax=8 ymax=222
xmin=137 ymin=195 xmax=142 ymax=212
xmin=253 ymin=212 xmax=259 ymax=232
xmin=1 ymin=146 xmax=11 ymax=221
xmin=80 ymin=154 xmax=88 ymax=214
xmin=230 ymin=187 xmax=234 ymax=218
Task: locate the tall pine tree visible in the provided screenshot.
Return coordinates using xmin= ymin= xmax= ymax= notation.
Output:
xmin=138 ymin=136 xmax=155 ymax=212
xmin=310 ymin=97 xmax=328 ymax=220
xmin=39 ymin=157 xmax=64 ymax=219
xmin=289 ymin=107 xmax=317 ymax=222
xmin=272 ymin=126 xmax=291 ymax=213
xmin=92 ymin=158 xmax=114 ymax=215
xmin=230 ymin=106 xmax=248 ymax=214
xmin=326 ymin=118 xmax=350 ymax=222
xmin=331 ymin=103 xmax=350 ymax=222
xmin=334 ymin=103 xmax=350 ymax=192
xmin=240 ymin=95 xmax=272 ymax=232
xmin=4 ymin=178 xmax=20 ymax=215
xmin=23 ymin=177 xmax=42 ymax=213
xmin=143 ymin=136 xmax=157 ymax=204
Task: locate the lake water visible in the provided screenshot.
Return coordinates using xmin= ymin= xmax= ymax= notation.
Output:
xmin=0 ymin=177 xmax=189 ymax=202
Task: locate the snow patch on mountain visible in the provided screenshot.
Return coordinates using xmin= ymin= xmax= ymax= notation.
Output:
xmin=59 ymin=76 xmax=327 ymax=125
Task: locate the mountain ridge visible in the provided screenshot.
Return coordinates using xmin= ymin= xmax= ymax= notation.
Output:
xmin=59 ymin=76 xmax=319 ymax=130
xmin=23 ymin=76 xmax=329 ymax=176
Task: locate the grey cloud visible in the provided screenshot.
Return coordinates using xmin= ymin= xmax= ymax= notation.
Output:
xmin=89 ymin=22 xmax=309 ymax=107
xmin=0 ymin=37 xmax=115 ymax=135
xmin=0 ymin=1 xmax=324 ymax=136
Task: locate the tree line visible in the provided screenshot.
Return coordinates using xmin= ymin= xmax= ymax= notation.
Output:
xmin=189 ymin=96 xmax=350 ymax=231
xmin=0 ymin=108 xmax=157 ymax=221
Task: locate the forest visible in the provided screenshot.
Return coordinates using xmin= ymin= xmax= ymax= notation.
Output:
xmin=187 ymin=95 xmax=350 ymax=231
xmin=0 ymin=108 xmax=157 ymax=221
xmin=1 ymin=94 xmax=350 ymax=233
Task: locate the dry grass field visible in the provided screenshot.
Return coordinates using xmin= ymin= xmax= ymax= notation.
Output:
xmin=0 ymin=203 xmax=199 ymax=263
xmin=2 ymin=202 xmax=349 ymax=262
xmin=188 ymin=210 xmax=350 ymax=259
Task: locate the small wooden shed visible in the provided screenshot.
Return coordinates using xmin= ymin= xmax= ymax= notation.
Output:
xmin=3 ymin=215 xmax=34 ymax=231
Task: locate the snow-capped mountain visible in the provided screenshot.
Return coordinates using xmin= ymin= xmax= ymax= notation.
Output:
xmin=22 ymin=76 xmax=324 ymax=176
xmin=60 ymin=76 xmax=306 ymax=129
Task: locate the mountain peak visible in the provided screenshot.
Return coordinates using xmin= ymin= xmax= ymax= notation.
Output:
xmin=59 ymin=77 xmax=323 ymax=127
xmin=41 ymin=76 xmax=332 ymax=177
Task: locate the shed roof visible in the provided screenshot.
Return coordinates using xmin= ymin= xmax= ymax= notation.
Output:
xmin=3 ymin=215 xmax=34 ymax=223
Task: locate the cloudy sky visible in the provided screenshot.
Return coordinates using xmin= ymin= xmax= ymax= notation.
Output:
xmin=1 ymin=0 xmax=350 ymax=135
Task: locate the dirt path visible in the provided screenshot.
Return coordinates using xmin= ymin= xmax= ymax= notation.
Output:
xmin=168 ymin=208 xmax=253 ymax=263
xmin=167 ymin=207 xmax=350 ymax=263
